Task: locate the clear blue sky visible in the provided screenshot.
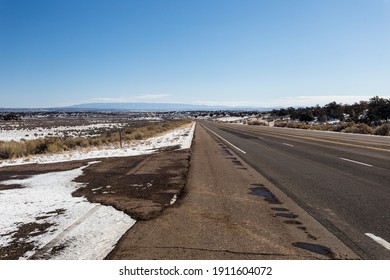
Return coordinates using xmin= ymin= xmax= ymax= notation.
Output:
xmin=1 ymin=0 xmax=389 ymax=108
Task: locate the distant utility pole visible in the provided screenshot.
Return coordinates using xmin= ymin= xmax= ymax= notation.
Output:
xmin=119 ymin=129 xmax=123 ymax=149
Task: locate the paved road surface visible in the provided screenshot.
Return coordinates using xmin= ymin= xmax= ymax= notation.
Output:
xmin=109 ymin=124 xmax=357 ymax=259
xmin=199 ymin=121 xmax=390 ymax=259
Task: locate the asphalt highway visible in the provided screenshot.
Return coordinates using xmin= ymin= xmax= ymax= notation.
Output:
xmin=199 ymin=120 xmax=390 ymax=259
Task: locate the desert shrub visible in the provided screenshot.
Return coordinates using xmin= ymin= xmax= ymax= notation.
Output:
xmin=248 ymin=120 xmax=267 ymax=126
xmin=343 ymin=123 xmax=373 ymax=134
xmin=0 ymin=141 xmax=25 ymax=158
xmin=124 ymin=128 xmax=135 ymax=134
xmin=100 ymin=135 xmax=109 ymax=144
xmin=24 ymin=139 xmax=41 ymax=154
xmin=374 ymin=123 xmax=390 ymax=136
xmin=310 ymin=125 xmax=323 ymax=130
xmin=133 ymin=132 xmax=144 ymax=140
xmin=274 ymin=122 xmax=288 ymax=127
xmin=63 ymin=138 xmax=77 ymax=149
xmin=31 ymin=140 xmax=48 ymax=154
xmin=90 ymin=137 xmax=103 ymax=146
xmin=107 ymin=131 xmax=120 ymax=142
xmin=285 ymin=122 xmax=310 ymax=129
xmin=0 ymin=119 xmax=191 ymax=159
xmin=264 ymin=119 xmax=390 ymax=136
xmin=333 ymin=122 xmax=355 ymax=132
xmin=78 ymin=138 xmax=90 ymax=148
xmin=46 ymin=138 xmax=64 ymax=153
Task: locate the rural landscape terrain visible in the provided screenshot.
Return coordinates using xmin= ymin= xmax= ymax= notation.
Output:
xmin=0 ymin=97 xmax=389 ymax=260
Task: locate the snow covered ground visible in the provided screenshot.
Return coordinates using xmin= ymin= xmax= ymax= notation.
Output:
xmin=214 ymin=116 xmax=247 ymax=123
xmin=0 ymin=122 xmax=195 ymax=167
xmin=0 ymin=162 xmax=135 ymax=260
xmin=0 ymin=123 xmax=126 ymax=141
xmin=0 ymin=122 xmax=195 ymax=259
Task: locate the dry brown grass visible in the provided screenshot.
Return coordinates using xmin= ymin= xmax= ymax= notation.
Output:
xmin=273 ymin=121 xmax=390 ymax=136
xmin=373 ymin=124 xmax=390 ymax=136
xmin=0 ymin=120 xmax=191 ymax=159
xmin=343 ymin=123 xmax=373 ymax=134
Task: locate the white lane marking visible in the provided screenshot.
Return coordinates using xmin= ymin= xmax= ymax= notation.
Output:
xmin=282 ymin=143 xmax=294 ymax=147
xmin=365 ymin=233 xmax=390 ymax=251
xmin=202 ymin=125 xmax=247 ymax=154
xmin=340 ymin=157 xmax=373 ymax=167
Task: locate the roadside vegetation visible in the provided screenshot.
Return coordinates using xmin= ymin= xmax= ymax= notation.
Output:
xmin=0 ymin=119 xmax=190 ymax=159
xmin=270 ymin=96 xmax=390 ymax=136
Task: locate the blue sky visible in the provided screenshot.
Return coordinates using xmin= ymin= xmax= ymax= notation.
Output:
xmin=1 ymin=0 xmax=390 ymax=108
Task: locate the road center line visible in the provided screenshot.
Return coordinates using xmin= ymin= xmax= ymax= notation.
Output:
xmin=365 ymin=233 xmax=390 ymax=251
xmin=282 ymin=143 xmax=294 ymax=147
xmin=340 ymin=157 xmax=373 ymax=167
xmin=202 ymin=125 xmax=247 ymax=154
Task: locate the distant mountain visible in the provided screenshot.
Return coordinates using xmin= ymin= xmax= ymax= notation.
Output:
xmin=66 ymin=102 xmax=273 ymax=112
xmin=0 ymin=103 xmax=276 ymax=112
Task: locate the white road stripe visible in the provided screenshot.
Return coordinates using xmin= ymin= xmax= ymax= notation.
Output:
xmin=365 ymin=233 xmax=390 ymax=251
xmin=202 ymin=125 xmax=247 ymax=154
xmin=340 ymin=157 xmax=373 ymax=167
xmin=282 ymin=143 xmax=294 ymax=147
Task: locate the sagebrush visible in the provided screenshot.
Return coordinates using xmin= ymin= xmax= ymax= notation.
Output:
xmin=0 ymin=120 xmax=190 ymax=159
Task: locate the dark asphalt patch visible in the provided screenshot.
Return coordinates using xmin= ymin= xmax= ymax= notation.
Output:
xmin=275 ymin=213 xmax=298 ymax=219
xmin=271 ymin=207 xmax=289 ymax=212
xmin=248 ymin=184 xmax=281 ymax=204
xmin=284 ymin=220 xmax=303 ymax=225
xmin=293 ymin=242 xmax=335 ymax=259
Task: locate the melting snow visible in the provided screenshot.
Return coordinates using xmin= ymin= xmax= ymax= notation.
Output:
xmin=0 ymin=123 xmax=128 ymax=142
xmin=0 ymin=122 xmax=195 ymax=259
xmin=170 ymin=194 xmax=178 ymax=205
xmin=0 ymin=161 xmax=135 ymax=260
xmin=0 ymin=122 xmax=195 ymax=167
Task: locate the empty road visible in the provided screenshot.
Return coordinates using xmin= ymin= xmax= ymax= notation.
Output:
xmin=199 ymin=121 xmax=390 ymax=259
xmin=109 ymin=123 xmax=356 ymax=259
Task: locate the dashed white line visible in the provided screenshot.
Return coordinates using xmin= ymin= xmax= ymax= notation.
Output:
xmin=202 ymin=125 xmax=247 ymax=154
xmin=282 ymin=143 xmax=294 ymax=147
xmin=365 ymin=233 xmax=390 ymax=251
xmin=340 ymin=157 xmax=373 ymax=167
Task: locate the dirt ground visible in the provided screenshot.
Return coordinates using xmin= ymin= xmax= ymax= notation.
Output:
xmin=0 ymin=149 xmax=191 ymax=259
xmin=73 ymin=149 xmax=190 ymax=220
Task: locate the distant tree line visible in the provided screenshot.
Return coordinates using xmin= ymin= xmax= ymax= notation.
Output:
xmin=0 ymin=113 xmax=22 ymax=121
xmin=271 ymin=96 xmax=390 ymax=125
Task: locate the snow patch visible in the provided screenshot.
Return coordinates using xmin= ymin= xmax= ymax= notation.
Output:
xmin=170 ymin=194 xmax=178 ymax=205
xmin=0 ymin=122 xmax=195 ymax=167
xmin=0 ymin=123 xmax=126 ymax=141
xmin=0 ymin=161 xmax=135 ymax=260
